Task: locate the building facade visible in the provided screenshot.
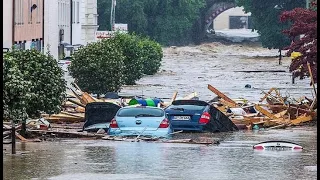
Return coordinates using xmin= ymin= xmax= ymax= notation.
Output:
xmin=213 ymin=7 xmax=252 ymax=30
xmin=13 ymin=0 xmax=43 ymax=50
xmin=43 ymin=0 xmax=59 ymax=59
xmin=72 ymin=0 xmax=84 ymax=45
xmin=3 ymin=0 xmax=13 ymax=49
xmin=81 ymin=0 xmax=99 ymax=45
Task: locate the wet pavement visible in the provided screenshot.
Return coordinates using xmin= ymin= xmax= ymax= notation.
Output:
xmin=3 ymin=127 xmax=317 ymax=180
xmin=4 ymin=43 xmax=317 ymax=180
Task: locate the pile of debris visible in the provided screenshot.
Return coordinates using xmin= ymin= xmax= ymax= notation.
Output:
xmin=40 ymin=83 xmax=123 ymax=123
xmin=207 ymin=84 xmax=317 ymax=130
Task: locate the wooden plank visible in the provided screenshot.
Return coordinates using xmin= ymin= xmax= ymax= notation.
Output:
xmin=82 ymin=92 xmax=96 ymax=104
xmin=274 ymin=110 xmax=287 ymax=118
xmin=290 ymin=115 xmax=313 ymax=125
xmin=254 ymin=104 xmax=278 ymax=119
xmin=183 ymin=92 xmax=197 ymax=100
xmin=75 ymin=106 xmax=85 ymax=113
xmin=15 ymin=132 xmax=28 ymax=141
xmin=310 ymin=97 xmax=317 ymax=111
xmin=67 ymin=98 xmax=86 ymax=107
xmin=208 ymin=84 xmax=238 ymax=107
xmin=170 ymin=91 xmax=178 ymax=103
xmin=259 ymin=88 xmax=277 ymax=102
xmin=268 ymin=124 xmax=287 ymax=129
xmin=71 ymin=82 xmax=84 ymax=93
xmin=219 ymin=98 xmax=237 ymax=108
xmin=60 ymin=111 xmax=85 ymax=118
xmin=307 ymin=62 xmax=317 ymax=97
xmin=70 ymin=88 xmax=86 ymax=105
xmin=28 ymin=129 xmax=105 ymax=138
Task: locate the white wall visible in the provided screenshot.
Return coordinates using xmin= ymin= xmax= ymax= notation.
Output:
xmin=72 ymin=0 xmax=83 ymax=45
xmin=213 ymin=7 xmax=251 ymax=30
xmin=44 ymin=0 xmax=59 ymax=59
xmin=3 ymin=0 xmax=13 ymax=49
xmin=81 ymin=0 xmax=99 ymax=45
xmin=58 ymin=0 xmax=71 ymax=44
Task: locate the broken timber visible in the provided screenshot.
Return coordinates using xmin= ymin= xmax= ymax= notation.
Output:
xmin=207 ymin=84 xmax=238 ymax=107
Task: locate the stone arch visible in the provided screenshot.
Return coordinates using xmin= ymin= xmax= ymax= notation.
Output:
xmin=204 ymin=2 xmax=236 ymax=31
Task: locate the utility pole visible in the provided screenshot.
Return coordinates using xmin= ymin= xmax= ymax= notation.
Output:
xmin=110 ymin=0 xmax=116 ymax=31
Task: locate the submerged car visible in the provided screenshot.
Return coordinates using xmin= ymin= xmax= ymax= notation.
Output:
xmin=83 ymin=102 xmax=121 ymax=132
xmin=108 ymin=106 xmax=173 ymax=138
xmin=165 ymin=100 xmax=238 ymax=132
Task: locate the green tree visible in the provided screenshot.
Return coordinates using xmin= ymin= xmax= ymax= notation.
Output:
xmin=97 ymin=0 xmax=205 ymax=45
xmin=236 ymin=0 xmax=305 ymax=61
xmin=69 ymin=39 xmax=126 ymax=95
xmin=97 ymin=0 xmax=112 ymax=30
xmin=3 ymin=49 xmax=66 ymax=119
xmin=139 ymin=37 xmax=163 ymax=75
xmin=111 ymin=33 xmax=144 ymax=85
xmin=3 ymin=55 xmax=31 ymax=121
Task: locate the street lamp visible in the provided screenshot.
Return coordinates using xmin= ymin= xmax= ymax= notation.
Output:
xmin=274 ymin=3 xmax=284 ymax=65
xmin=110 ymin=0 xmax=116 ymax=31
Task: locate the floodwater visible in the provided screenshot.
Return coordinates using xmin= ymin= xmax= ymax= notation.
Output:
xmin=121 ymin=42 xmax=313 ymax=102
xmin=4 ymin=42 xmax=317 ymax=180
xmin=3 ymin=127 xmax=317 ymax=180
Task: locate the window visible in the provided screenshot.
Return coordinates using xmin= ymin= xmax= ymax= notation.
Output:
xmin=28 ymin=0 xmax=32 ymax=24
xmin=117 ymin=108 xmax=164 ymax=117
xmin=167 ymin=105 xmax=206 ymax=111
xmin=58 ymin=2 xmax=60 ymax=26
xmin=36 ymin=0 xmax=40 ymax=23
xmin=72 ymin=1 xmax=75 ymax=23
xmin=21 ymin=0 xmax=23 ymax=24
xmin=76 ymin=2 xmax=79 ymax=23
xmin=63 ymin=2 xmax=65 ymax=26
xmin=15 ymin=0 xmax=23 ymax=24
xmin=14 ymin=0 xmax=18 ymax=24
xmin=62 ymin=2 xmax=64 ymax=26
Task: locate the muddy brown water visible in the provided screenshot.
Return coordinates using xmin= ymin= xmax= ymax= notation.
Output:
xmin=4 ymin=43 xmax=317 ymax=180
xmin=3 ymin=127 xmax=317 ymax=180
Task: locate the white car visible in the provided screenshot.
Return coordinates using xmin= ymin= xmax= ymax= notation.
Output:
xmin=58 ymin=58 xmax=71 ymax=72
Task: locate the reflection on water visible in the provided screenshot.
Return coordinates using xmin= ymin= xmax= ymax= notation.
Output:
xmin=3 ymin=127 xmax=317 ymax=180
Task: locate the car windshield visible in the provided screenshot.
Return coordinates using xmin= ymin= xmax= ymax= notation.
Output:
xmin=117 ymin=107 xmax=164 ymax=117
xmin=167 ymin=105 xmax=206 ymax=111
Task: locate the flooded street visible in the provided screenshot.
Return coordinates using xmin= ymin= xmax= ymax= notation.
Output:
xmin=4 ymin=43 xmax=317 ymax=180
xmin=4 ymin=127 xmax=317 ymax=180
xmin=121 ymin=42 xmax=313 ymax=102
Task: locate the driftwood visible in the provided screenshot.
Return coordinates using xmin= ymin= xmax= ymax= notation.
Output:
xmin=67 ymin=98 xmax=86 ymax=107
xmin=208 ymin=84 xmax=238 ymax=107
xmin=27 ymin=129 xmax=105 ymax=138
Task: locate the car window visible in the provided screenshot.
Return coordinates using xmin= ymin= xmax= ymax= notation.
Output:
xmin=167 ymin=105 xmax=206 ymax=111
xmin=117 ymin=108 xmax=164 ymax=117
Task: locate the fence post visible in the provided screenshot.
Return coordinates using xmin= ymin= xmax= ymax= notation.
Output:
xmin=11 ymin=120 xmax=16 ymax=154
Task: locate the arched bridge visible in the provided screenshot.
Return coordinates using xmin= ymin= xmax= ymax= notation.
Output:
xmin=193 ymin=0 xmax=237 ymax=43
xmin=204 ymin=1 xmax=236 ymax=31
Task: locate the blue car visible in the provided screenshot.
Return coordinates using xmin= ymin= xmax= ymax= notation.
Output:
xmin=108 ymin=106 xmax=173 ymax=138
xmin=165 ymin=100 xmax=238 ymax=132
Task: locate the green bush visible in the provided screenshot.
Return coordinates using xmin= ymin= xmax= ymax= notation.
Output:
xmin=69 ymin=39 xmax=126 ymax=95
xmin=139 ymin=37 xmax=163 ymax=75
xmin=3 ymin=49 xmax=66 ymax=119
xmin=111 ymin=33 xmax=144 ymax=85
